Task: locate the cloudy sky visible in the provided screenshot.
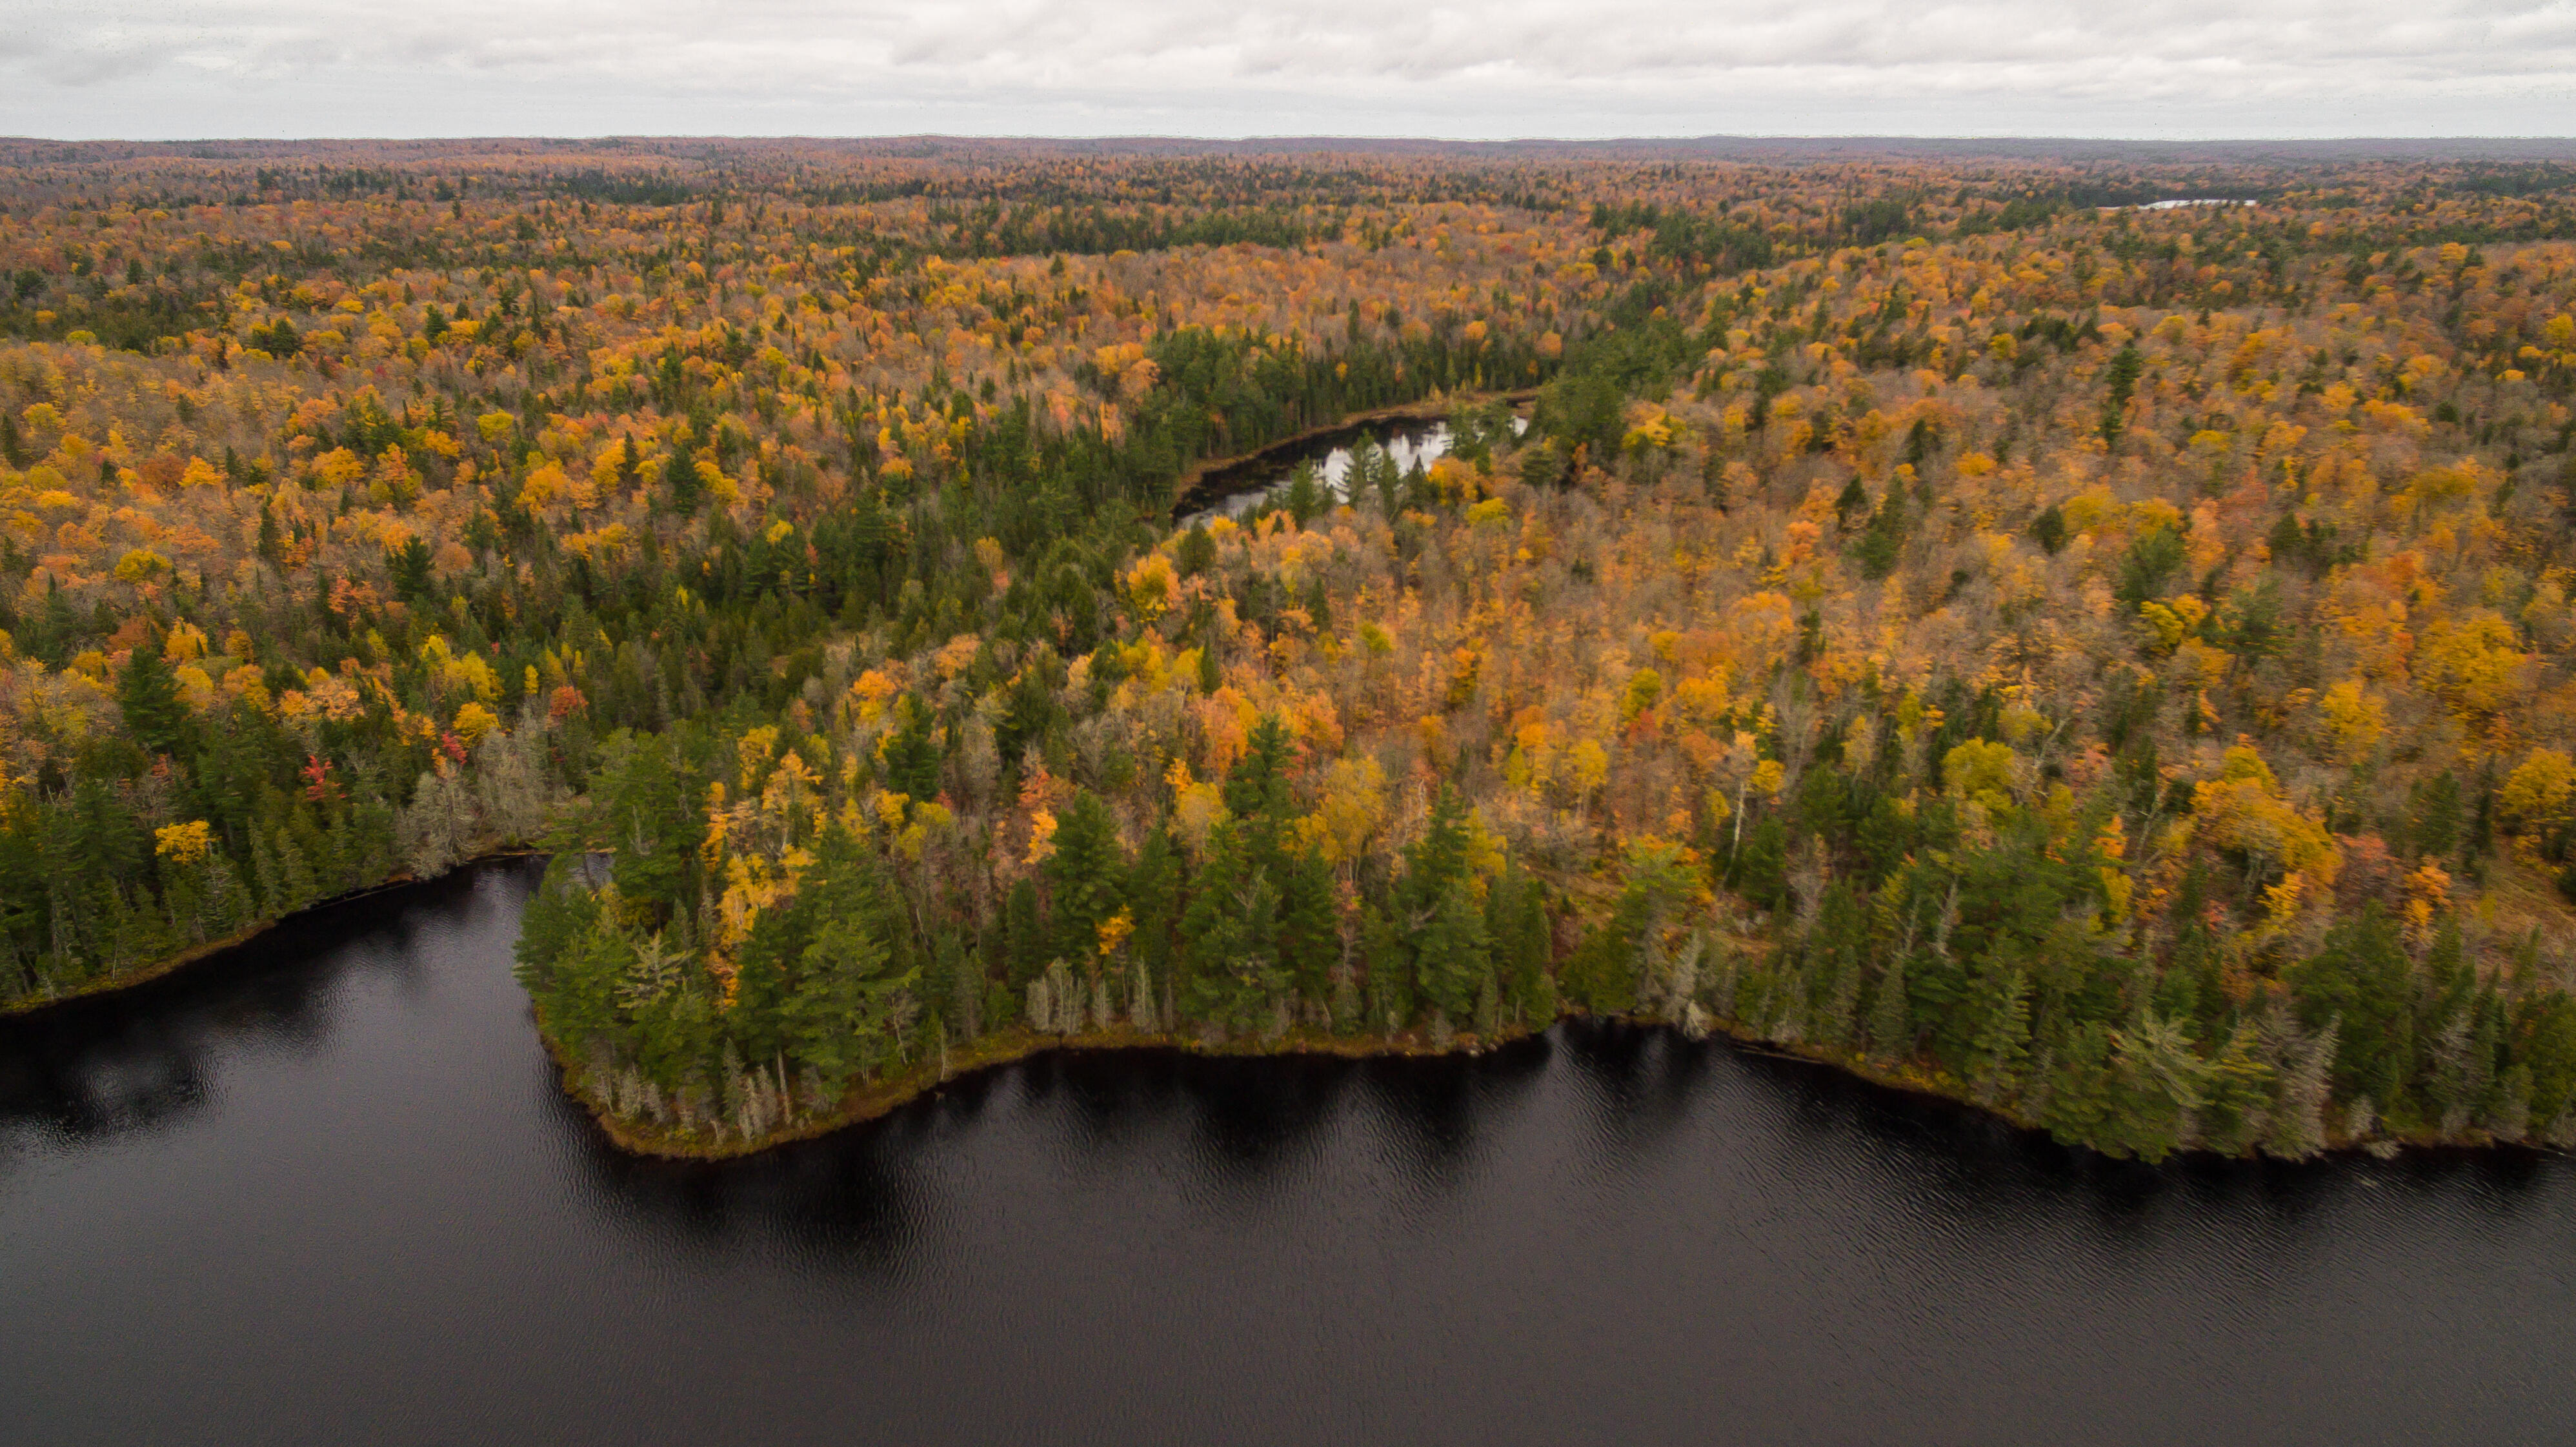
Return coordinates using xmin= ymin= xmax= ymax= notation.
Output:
xmin=0 ymin=0 xmax=2566 ymax=140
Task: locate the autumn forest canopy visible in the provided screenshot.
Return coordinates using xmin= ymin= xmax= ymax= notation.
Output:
xmin=8 ymin=136 xmax=2576 ymax=1162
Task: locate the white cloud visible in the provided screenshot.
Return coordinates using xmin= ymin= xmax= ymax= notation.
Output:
xmin=0 ymin=0 xmax=2564 ymax=137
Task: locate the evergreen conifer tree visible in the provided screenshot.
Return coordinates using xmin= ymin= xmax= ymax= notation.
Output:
xmin=1416 ymin=878 xmax=1492 ymax=1024
xmin=116 ymin=637 xmax=188 ymax=758
xmin=1003 ymin=876 xmax=1047 ymax=989
xmin=1866 ymin=951 xmax=1911 ymax=1058
xmin=1044 ymin=790 xmax=1127 ymax=967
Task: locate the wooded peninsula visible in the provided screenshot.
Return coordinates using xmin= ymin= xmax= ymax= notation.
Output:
xmin=5 ymin=137 xmax=2576 ymax=1162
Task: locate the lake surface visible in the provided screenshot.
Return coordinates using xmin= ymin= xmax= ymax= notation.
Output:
xmin=1182 ymin=417 xmax=1518 ymax=528
xmin=5 ymin=860 xmax=2575 ymax=1446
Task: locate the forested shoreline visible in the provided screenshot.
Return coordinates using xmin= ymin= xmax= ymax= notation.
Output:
xmin=11 ymin=141 xmax=2576 ymax=1160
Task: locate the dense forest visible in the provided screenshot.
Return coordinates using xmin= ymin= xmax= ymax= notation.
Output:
xmin=7 ymin=139 xmax=2576 ymax=1162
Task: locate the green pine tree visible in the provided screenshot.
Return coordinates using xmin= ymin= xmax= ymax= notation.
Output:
xmin=1045 ymin=790 xmax=1127 ymax=967
xmin=116 ymin=635 xmax=189 ymax=758
xmin=1866 ymin=951 xmax=1912 ymax=1058
xmin=1415 ymin=878 xmax=1491 ymax=1024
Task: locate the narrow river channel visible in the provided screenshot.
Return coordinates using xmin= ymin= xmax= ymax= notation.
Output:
xmin=4 ymin=861 xmax=2573 ymax=1445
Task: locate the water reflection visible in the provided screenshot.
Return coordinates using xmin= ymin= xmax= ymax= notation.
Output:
xmin=1562 ymin=1017 xmax=1722 ymax=1159
xmin=0 ymin=867 xmax=486 ymax=1157
xmin=558 ymin=1060 xmax=941 ymax=1274
xmin=8 ymin=864 xmax=2576 ymax=1447
xmin=1182 ymin=420 xmax=1458 ymax=527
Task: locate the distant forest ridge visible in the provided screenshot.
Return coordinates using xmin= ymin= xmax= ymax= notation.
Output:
xmin=8 ymin=136 xmax=2576 ymax=167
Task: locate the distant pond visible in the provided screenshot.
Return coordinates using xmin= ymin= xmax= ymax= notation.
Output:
xmin=4 ymin=860 xmax=2573 ymax=1446
xmin=1180 ymin=410 xmax=1524 ymax=528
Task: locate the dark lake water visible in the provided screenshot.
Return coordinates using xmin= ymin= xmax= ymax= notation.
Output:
xmin=6 ymin=859 xmax=2575 ymax=1446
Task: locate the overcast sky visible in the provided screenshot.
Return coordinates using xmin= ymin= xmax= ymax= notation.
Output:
xmin=0 ymin=0 xmax=2566 ymax=140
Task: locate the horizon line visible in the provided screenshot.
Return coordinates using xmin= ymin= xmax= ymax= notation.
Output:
xmin=6 ymin=132 xmax=2576 ymax=147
